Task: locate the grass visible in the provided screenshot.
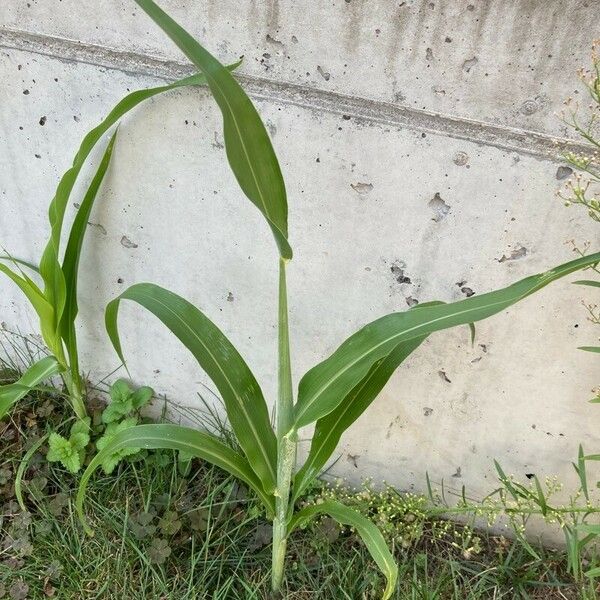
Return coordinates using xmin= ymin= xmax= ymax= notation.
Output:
xmin=0 ymin=353 xmax=596 ymax=599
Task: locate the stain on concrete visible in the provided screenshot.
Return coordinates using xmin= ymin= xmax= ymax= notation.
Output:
xmin=462 ymin=56 xmax=478 ymax=73
xmin=88 ymin=222 xmax=107 ymax=235
xmin=423 ymin=407 xmax=433 ymax=416
xmin=38 ymin=115 xmax=46 ymax=126
xmin=497 ymin=244 xmax=527 ymax=262
xmin=452 ymin=466 xmax=462 ymax=478
xmin=351 ymin=182 xmax=373 ymax=194
xmin=406 ymin=296 xmax=419 ymax=307
xmin=453 ymin=151 xmax=469 ymax=166
xmin=556 ymin=166 xmax=573 ymax=180
xmin=120 ymin=235 xmax=138 ymax=249
xmin=391 ymin=262 xmax=411 ymax=284
xmin=428 ymin=192 xmax=450 ymax=222
xmin=227 ymin=292 xmax=234 ymax=302
xmin=438 ymin=370 xmax=451 ymax=383
xmin=316 ymin=65 xmax=330 ymax=81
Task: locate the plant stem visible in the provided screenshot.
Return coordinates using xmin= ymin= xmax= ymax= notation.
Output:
xmin=272 ymin=258 xmax=296 ymax=593
xmin=63 ymin=369 xmax=87 ymax=421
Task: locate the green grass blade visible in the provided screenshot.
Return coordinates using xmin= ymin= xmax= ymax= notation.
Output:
xmin=293 ymin=335 xmax=426 ymax=502
xmin=288 ymin=500 xmax=397 ymax=600
xmin=105 ymin=283 xmax=277 ymax=493
xmin=0 ymin=255 xmax=40 ymax=273
xmin=574 ymin=444 xmax=589 ymax=501
xmin=579 ymin=346 xmax=600 ymax=353
xmin=573 ymin=280 xmax=600 ymax=287
xmin=294 ymin=252 xmax=600 ymax=428
xmin=0 ymin=356 xmax=62 ymax=419
xmin=60 ymin=132 xmax=118 ymax=382
xmin=76 ymin=423 xmax=274 ymax=534
xmin=133 ymin=0 xmax=292 ymax=259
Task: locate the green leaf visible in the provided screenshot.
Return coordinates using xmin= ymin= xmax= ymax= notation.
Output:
xmin=110 ymin=379 xmax=132 ymax=403
xmin=288 ymin=500 xmax=397 ymax=600
xmin=0 ymin=255 xmax=40 ymax=273
xmin=96 ymin=417 xmax=140 ymax=474
xmin=294 ymin=252 xmax=600 ymax=428
xmin=579 ymin=346 xmax=600 ymax=353
xmin=47 ymin=433 xmax=81 ymax=473
xmin=293 ymin=335 xmax=427 ymax=501
xmin=584 ymin=566 xmax=600 ymax=578
xmin=37 ymin=70 xmax=225 ymax=335
xmin=60 ymin=132 xmax=118 ymax=382
xmin=133 ymin=0 xmax=292 ymax=259
xmin=573 ymin=444 xmax=589 ymax=501
xmin=0 ymin=357 xmax=62 ymax=419
xmin=105 ymin=283 xmax=277 ymax=493
xmin=131 ymin=386 xmax=154 ymax=410
xmin=77 ymin=424 xmax=275 ymax=535
xmin=71 ymin=417 xmax=91 ymax=438
xmin=573 ymin=280 xmax=600 ymax=288
xmin=0 ymin=264 xmax=59 ymax=354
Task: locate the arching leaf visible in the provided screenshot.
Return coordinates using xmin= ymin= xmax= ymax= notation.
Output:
xmin=105 ymin=283 xmax=277 ymax=492
xmin=295 ymin=252 xmax=600 ymax=428
xmin=133 ymin=0 xmax=292 ymax=259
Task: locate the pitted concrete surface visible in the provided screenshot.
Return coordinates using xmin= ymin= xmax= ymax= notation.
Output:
xmin=1 ymin=1 xmax=599 ymax=536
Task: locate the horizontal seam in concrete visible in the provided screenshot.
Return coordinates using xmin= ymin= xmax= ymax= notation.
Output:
xmin=0 ymin=27 xmax=592 ymax=163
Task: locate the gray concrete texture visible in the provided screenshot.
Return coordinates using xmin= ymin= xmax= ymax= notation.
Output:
xmin=1 ymin=0 xmax=599 ymax=527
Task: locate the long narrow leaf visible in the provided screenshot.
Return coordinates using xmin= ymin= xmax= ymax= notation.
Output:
xmin=133 ymin=0 xmax=292 ymax=259
xmin=60 ymin=132 xmax=118 ymax=380
xmin=0 ymin=264 xmax=58 ymax=354
xmin=77 ymin=424 xmax=274 ymax=534
xmin=288 ymin=500 xmax=397 ymax=600
xmin=573 ymin=280 xmax=600 ymax=288
xmin=293 ymin=335 xmax=426 ymax=502
xmin=0 ymin=255 xmax=40 ymax=273
xmin=579 ymin=346 xmax=600 ymax=353
xmin=37 ymin=69 xmax=229 ymax=335
xmin=105 ymin=283 xmax=278 ymax=492
xmin=294 ymin=252 xmax=600 ymax=428
xmin=0 ymin=357 xmax=62 ymax=419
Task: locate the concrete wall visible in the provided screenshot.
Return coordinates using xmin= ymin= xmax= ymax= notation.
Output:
xmin=1 ymin=0 xmax=599 ymax=522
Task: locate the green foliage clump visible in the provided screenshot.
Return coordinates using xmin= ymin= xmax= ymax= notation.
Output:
xmin=47 ymin=418 xmax=90 ymax=474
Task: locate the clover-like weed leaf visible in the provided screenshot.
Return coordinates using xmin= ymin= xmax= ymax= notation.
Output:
xmin=188 ymin=507 xmax=210 ymax=532
xmin=158 ymin=510 xmax=181 ymax=536
xmin=148 ymin=538 xmax=171 ymax=564
xmin=8 ymin=579 xmax=28 ymax=600
xmin=48 ymin=493 xmax=69 ymax=517
xmin=130 ymin=510 xmax=156 ymax=540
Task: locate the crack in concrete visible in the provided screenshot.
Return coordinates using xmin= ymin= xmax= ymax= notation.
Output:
xmin=0 ymin=27 xmax=593 ymax=163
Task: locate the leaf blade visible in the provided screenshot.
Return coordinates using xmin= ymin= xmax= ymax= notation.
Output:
xmin=288 ymin=500 xmax=397 ymax=600
xmin=294 ymin=252 xmax=600 ymax=428
xmin=133 ymin=0 xmax=291 ymax=259
xmin=105 ymin=283 xmax=278 ymax=492
xmin=293 ymin=335 xmax=427 ymax=501
xmin=37 ymin=70 xmax=222 ymax=338
xmin=60 ymin=132 xmax=118 ymax=382
xmin=76 ymin=423 xmax=274 ymax=534
xmin=0 ymin=357 xmax=62 ymax=419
